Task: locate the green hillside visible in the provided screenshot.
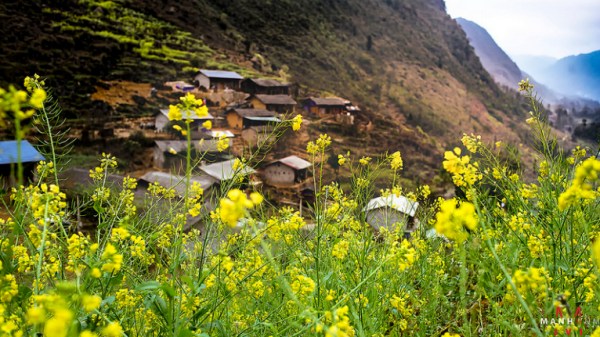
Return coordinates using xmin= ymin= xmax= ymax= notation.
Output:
xmin=0 ymin=0 xmax=534 ymax=183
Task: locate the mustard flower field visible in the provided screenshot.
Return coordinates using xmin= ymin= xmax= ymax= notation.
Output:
xmin=0 ymin=76 xmax=599 ymax=337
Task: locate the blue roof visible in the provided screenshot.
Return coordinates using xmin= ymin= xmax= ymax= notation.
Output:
xmin=0 ymin=140 xmax=45 ymax=165
xmin=199 ymin=69 xmax=243 ymax=80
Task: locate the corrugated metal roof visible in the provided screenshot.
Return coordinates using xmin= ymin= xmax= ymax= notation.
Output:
xmin=245 ymin=125 xmax=275 ymax=133
xmin=253 ymin=94 xmax=297 ymax=105
xmin=155 ymin=139 xmax=227 ymax=153
xmin=59 ymin=167 xmax=123 ymax=191
xmin=160 ymin=109 xmax=214 ymax=120
xmin=307 ymin=97 xmax=348 ymax=106
xmin=139 ymin=171 xmax=216 ymax=196
xmin=363 ymin=195 xmax=419 ymax=217
xmin=199 ymin=69 xmax=243 ymax=80
xmin=200 ymin=159 xmax=255 ymax=182
xmin=243 ymin=116 xmax=282 ymax=122
xmin=209 ymin=130 xmax=235 ymax=138
xmin=246 ymin=78 xmax=290 ymax=87
xmin=276 ymin=155 xmax=312 ymax=170
xmin=228 ymin=108 xmax=276 ymax=118
xmin=0 ymin=140 xmax=45 ymax=165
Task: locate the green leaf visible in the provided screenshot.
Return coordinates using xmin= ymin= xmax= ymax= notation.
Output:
xmin=136 ymin=281 xmax=161 ymax=292
xmin=161 ymin=283 xmax=176 ymax=298
xmin=177 ymin=328 xmax=194 ymax=337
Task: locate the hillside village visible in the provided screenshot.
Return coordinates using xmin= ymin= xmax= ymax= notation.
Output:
xmin=138 ymin=68 xmax=364 ymax=211
xmin=2 ymin=69 xmax=420 ymax=234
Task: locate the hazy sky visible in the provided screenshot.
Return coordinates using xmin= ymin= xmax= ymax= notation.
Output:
xmin=444 ymin=0 xmax=600 ymax=59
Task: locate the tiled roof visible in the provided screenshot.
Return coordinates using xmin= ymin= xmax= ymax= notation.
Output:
xmin=228 ymin=108 xmax=277 ymax=118
xmin=307 ymin=97 xmax=348 ymax=106
xmin=253 ymin=94 xmax=297 ymax=105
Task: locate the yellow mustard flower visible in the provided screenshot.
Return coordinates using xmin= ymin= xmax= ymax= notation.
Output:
xmin=90 ymin=268 xmax=102 ymax=278
xmin=434 ymin=199 xmax=477 ymax=243
xmin=592 ymin=239 xmax=600 ymax=267
xmin=43 ymin=308 xmax=73 ymax=337
xmin=168 ymin=104 xmax=182 ymax=121
xmin=218 ymin=189 xmax=262 ymax=227
xmin=461 ymin=133 xmax=481 ymax=153
xmin=216 ymin=135 xmax=229 ymax=152
xmin=26 ymin=306 xmax=46 ymax=324
xmin=291 ymin=275 xmax=315 ymax=296
xmin=81 ymin=295 xmax=102 ymax=313
xmin=30 ymin=88 xmax=47 ymax=109
xmin=558 ymin=157 xmax=600 ymax=210
xmin=101 ymin=322 xmax=123 ymax=337
xmin=390 ymin=151 xmax=403 ymax=170
xmin=101 ymin=244 xmax=123 ymax=273
xmin=291 ymin=114 xmax=303 ymax=131
xmin=359 ymin=156 xmax=371 ymax=166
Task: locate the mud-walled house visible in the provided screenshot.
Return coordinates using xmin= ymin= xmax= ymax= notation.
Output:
xmin=302 ymin=97 xmax=348 ymax=117
xmin=241 ymin=125 xmax=276 ymax=149
xmin=194 ymin=69 xmax=243 ymax=91
xmin=261 ymin=155 xmax=312 ymax=187
xmin=199 ymin=158 xmax=256 ymax=188
xmin=247 ymin=94 xmax=297 ymax=114
xmin=138 ymin=171 xmax=217 ymax=200
xmin=153 ymin=139 xmax=231 ymax=172
xmin=224 ymin=108 xmax=281 ymax=130
xmin=155 ymin=108 xmax=214 ymax=132
xmin=363 ymin=195 xmax=419 ymax=234
xmin=241 ymin=78 xmax=291 ymax=95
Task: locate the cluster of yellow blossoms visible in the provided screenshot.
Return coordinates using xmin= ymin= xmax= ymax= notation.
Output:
xmin=12 ymin=183 xmax=67 ymax=225
xmin=506 ymin=267 xmax=550 ymax=302
xmin=322 ymin=306 xmax=355 ymax=337
xmin=307 ymin=134 xmax=331 ymax=155
xmin=389 ymin=151 xmax=403 ymax=171
xmin=89 ymin=153 xmax=118 ymax=181
xmin=434 ymin=199 xmax=478 ymax=243
xmin=0 ymin=74 xmax=46 ymax=128
xmin=291 ymin=114 xmax=303 ymax=131
xmin=558 ymin=157 xmax=600 ymax=210
xmin=167 ymin=92 xmax=208 ymax=121
xmin=218 ymin=189 xmax=263 ymax=227
xmin=443 ymin=148 xmax=482 ymax=191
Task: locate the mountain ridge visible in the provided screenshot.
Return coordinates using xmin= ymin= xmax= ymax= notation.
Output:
xmin=537 ymin=50 xmax=600 ymax=101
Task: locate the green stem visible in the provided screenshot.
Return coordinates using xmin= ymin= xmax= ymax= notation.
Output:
xmin=38 ymin=89 xmax=59 ymax=185
xmin=15 ymin=118 xmax=23 ymax=187
xmin=34 ymin=197 xmax=51 ymax=295
xmin=459 ymin=242 xmax=468 ymax=329
xmin=473 ymin=195 xmax=544 ymax=337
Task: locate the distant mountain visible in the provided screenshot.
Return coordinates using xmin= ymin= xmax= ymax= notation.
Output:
xmin=456 ymin=17 xmax=582 ymax=105
xmin=455 ymin=18 xmax=522 ymax=90
xmin=535 ymin=50 xmax=600 ymax=102
xmin=511 ymin=54 xmax=557 ymax=79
